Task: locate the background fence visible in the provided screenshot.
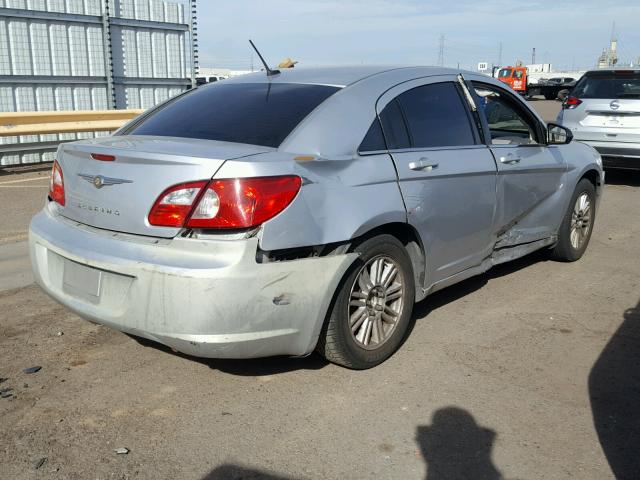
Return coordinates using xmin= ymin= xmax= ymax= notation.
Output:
xmin=0 ymin=0 xmax=198 ymax=167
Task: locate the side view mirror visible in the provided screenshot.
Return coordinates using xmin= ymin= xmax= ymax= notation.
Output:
xmin=547 ymin=123 xmax=573 ymax=145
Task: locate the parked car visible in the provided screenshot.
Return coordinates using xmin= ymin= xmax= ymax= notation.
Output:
xmin=557 ymin=69 xmax=640 ymax=170
xmin=30 ymin=66 xmax=603 ymax=369
xmin=195 ymin=75 xmax=228 ymax=86
xmin=540 ymin=77 xmax=578 ymax=102
xmin=541 ymin=77 xmax=577 ymax=85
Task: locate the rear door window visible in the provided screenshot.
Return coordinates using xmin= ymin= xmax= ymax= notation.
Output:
xmin=126 ymin=83 xmax=340 ymax=148
xmin=572 ymin=71 xmax=640 ymax=99
xmin=394 ymin=82 xmax=477 ymax=149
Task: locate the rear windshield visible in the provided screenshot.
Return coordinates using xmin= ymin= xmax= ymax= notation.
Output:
xmin=572 ymin=72 xmax=640 ymax=99
xmin=125 ymin=83 xmax=340 ymax=147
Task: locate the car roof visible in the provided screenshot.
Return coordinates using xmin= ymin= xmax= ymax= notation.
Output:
xmin=202 ymin=65 xmax=537 ymax=158
xmin=583 ymin=68 xmax=640 ymax=75
xmin=223 ymin=65 xmax=463 ymax=87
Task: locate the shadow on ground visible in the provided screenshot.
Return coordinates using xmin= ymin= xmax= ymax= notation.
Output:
xmin=604 ymin=169 xmax=640 ymax=187
xmin=129 ymin=334 xmax=329 ymax=376
xmin=201 ymin=465 xmax=293 ymax=480
xmin=416 ymin=407 xmax=503 ymax=479
xmin=589 ymin=299 xmax=640 ymax=480
xmin=199 ymin=407 xmax=503 ymax=479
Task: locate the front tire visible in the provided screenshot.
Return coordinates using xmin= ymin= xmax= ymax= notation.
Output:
xmin=551 ymin=178 xmax=596 ymax=261
xmin=316 ymin=234 xmax=415 ymax=369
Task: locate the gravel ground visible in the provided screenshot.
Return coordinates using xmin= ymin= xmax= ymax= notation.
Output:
xmin=1 ymin=101 xmax=639 ymax=479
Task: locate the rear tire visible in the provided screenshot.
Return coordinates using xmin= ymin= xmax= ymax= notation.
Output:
xmin=551 ymin=179 xmax=596 ymax=262
xmin=316 ymin=234 xmax=415 ymax=369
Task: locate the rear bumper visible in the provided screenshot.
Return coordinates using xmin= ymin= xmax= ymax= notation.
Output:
xmin=29 ymin=205 xmax=356 ymax=358
xmin=576 ymin=140 xmax=640 ymax=170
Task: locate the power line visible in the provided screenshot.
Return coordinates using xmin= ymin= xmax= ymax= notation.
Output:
xmin=437 ymin=34 xmax=445 ymax=67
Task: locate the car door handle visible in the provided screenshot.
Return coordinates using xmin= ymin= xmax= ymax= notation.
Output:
xmin=409 ymin=158 xmax=439 ymax=171
xmin=499 ymin=154 xmax=521 ymax=165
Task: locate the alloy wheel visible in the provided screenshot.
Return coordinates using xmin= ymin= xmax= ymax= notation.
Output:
xmin=348 ymin=255 xmax=405 ymax=350
xmin=570 ymin=192 xmax=592 ymax=250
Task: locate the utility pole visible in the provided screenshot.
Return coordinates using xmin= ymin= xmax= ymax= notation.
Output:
xmin=101 ymin=1 xmax=115 ymax=108
xmin=189 ymin=0 xmax=198 ymax=88
xmin=532 ymin=47 xmax=536 ymax=64
xmin=437 ymin=34 xmax=445 ymax=67
xmin=498 ymin=41 xmax=503 ymax=67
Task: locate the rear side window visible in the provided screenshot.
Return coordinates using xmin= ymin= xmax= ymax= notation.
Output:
xmin=572 ymin=71 xmax=640 ymax=99
xmin=394 ymin=82 xmax=476 ymax=149
xmin=126 ymin=83 xmax=340 ymax=148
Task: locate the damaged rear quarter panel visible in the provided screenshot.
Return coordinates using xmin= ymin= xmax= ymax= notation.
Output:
xmin=214 ymin=152 xmax=407 ymax=252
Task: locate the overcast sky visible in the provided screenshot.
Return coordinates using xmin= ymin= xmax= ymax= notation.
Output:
xmin=197 ymin=0 xmax=639 ymax=72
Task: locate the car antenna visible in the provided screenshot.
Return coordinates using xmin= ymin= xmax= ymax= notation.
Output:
xmin=249 ymin=40 xmax=280 ymax=76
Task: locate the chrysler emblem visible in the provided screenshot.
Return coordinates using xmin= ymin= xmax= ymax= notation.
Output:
xmin=78 ymin=173 xmax=133 ymax=189
xmin=610 ymin=100 xmax=620 ymax=110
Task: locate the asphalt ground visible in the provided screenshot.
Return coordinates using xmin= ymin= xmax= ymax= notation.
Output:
xmin=1 ymin=101 xmax=639 ymax=479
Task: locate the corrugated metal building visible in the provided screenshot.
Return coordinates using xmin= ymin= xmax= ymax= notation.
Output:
xmin=0 ymin=0 xmax=198 ymax=166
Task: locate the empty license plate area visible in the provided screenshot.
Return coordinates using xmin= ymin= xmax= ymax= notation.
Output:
xmin=585 ymin=112 xmax=640 ymax=128
xmin=63 ymin=258 xmax=103 ymax=300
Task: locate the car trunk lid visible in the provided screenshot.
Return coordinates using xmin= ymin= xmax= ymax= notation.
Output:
xmin=56 ymin=135 xmax=273 ymax=238
xmin=567 ymin=99 xmax=640 ymax=143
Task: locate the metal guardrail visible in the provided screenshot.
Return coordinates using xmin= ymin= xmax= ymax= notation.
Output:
xmin=0 ymin=110 xmax=144 ymax=137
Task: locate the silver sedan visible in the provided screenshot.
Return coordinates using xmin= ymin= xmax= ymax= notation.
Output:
xmin=30 ymin=66 xmax=604 ymax=369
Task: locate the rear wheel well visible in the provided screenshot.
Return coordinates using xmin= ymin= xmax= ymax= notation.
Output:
xmin=349 ymin=223 xmax=426 ymax=300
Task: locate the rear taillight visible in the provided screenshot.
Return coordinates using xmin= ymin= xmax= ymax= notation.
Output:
xmin=148 ymin=181 xmax=208 ymax=227
xmin=49 ymin=160 xmax=65 ymax=206
xmin=148 ymin=176 xmax=301 ymax=229
xmin=563 ymin=96 xmax=582 ymax=109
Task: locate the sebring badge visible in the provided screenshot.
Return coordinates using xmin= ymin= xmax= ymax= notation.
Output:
xmin=78 ymin=173 xmax=133 ymax=189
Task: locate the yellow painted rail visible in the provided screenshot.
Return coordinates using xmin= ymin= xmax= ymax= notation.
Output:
xmin=0 ymin=110 xmax=145 ymax=136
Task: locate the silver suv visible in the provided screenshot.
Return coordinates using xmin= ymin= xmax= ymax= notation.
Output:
xmin=557 ymin=69 xmax=640 ymax=170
